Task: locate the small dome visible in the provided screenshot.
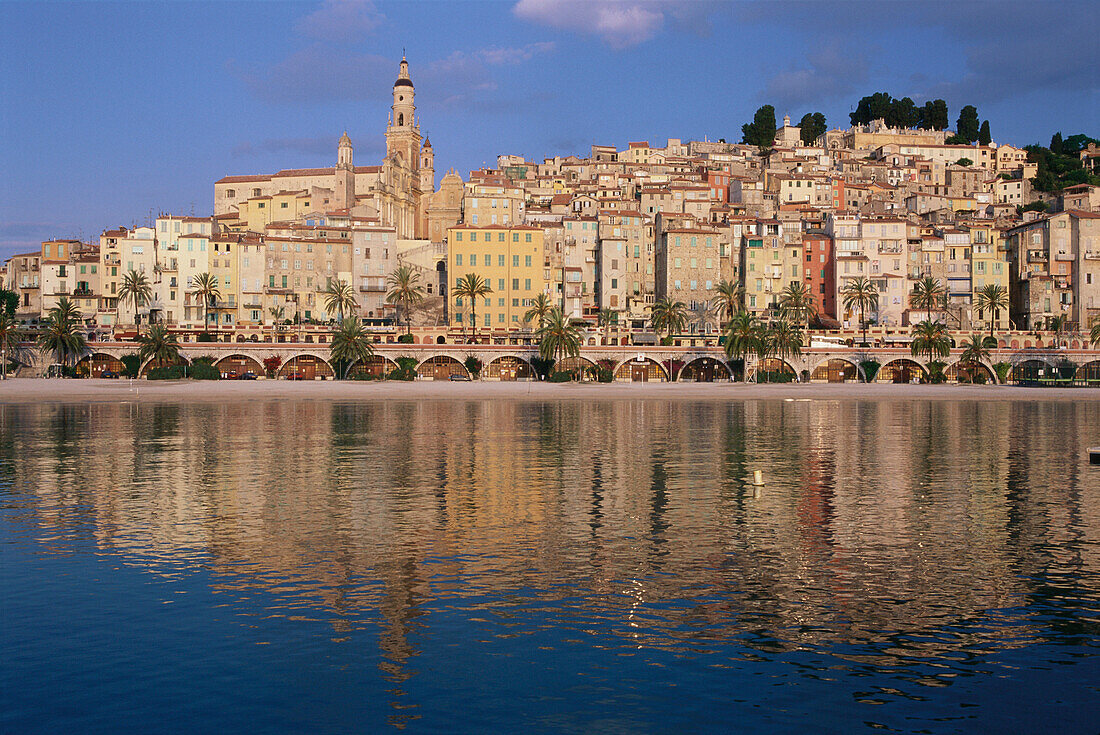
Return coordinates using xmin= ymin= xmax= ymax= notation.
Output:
xmin=394 ymin=78 xmax=414 ymax=88
xmin=338 ymin=131 xmax=352 ymax=146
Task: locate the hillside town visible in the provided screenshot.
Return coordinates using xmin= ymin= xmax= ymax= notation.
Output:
xmin=4 ymin=58 xmax=1099 ymax=354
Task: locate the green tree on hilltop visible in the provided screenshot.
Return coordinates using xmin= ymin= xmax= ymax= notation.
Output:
xmin=799 ymin=112 xmax=827 ymax=145
xmin=956 ymin=105 xmax=980 ymax=144
xmin=742 ymin=105 xmax=776 ymax=149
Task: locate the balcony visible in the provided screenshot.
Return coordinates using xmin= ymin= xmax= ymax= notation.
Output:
xmin=1085 ymin=251 xmax=1100 ymax=260
xmin=1027 ymin=250 xmax=1048 ymax=262
xmin=359 ymin=282 xmax=386 ymax=293
xmin=72 ymin=288 xmax=94 ymax=298
xmin=1053 ymin=251 xmax=1074 ymax=261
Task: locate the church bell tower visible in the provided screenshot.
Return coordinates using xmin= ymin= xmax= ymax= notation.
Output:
xmin=386 ymin=56 xmax=421 ymax=172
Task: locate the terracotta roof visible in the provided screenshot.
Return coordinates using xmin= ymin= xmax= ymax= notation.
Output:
xmin=216 ymin=174 xmax=267 ymax=184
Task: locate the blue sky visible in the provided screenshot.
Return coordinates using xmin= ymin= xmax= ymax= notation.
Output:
xmin=1 ymin=0 xmax=1096 ymax=260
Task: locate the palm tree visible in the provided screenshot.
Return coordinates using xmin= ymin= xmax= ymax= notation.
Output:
xmin=958 ymin=333 xmax=991 ymax=381
xmin=138 ymin=323 xmax=182 ymax=369
xmin=118 ymin=269 xmax=152 ymax=329
xmin=975 ymin=283 xmax=1009 ymax=338
xmin=911 ymin=320 xmax=951 ymax=362
xmin=841 ymin=276 xmax=879 ymax=347
xmin=710 ymin=279 xmax=744 ymax=326
xmin=453 ymin=273 xmax=493 ymax=341
xmin=323 ymin=277 xmax=358 ymax=323
xmin=524 ymin=293 xmax=553 ymax=329
xmin=37 ymin=297 xmax=87 ymax=373
xmin=269 ymin=305 xmax=285 ymax=341
xmin=650 ymin=297 xmax=688 ymax=341
xmin=329 ymin=317 xmax=375 ymax=379
xmin=1091 ymin=320 xmax=1100 ymax=348
xmin=910 ymin=276 xmax=946 ymax=323
xmin=598 ymin=306 xmax=617 ymax=330
xmin=536 ymin=307 xmax=582 ymax=368
xmin=723 ymin=310 xmax=762 ymax=382
xmin=768 ymin=318 xmax=804 ymax=361
xmin=191 ymin=272 xmax=221 ymax=335
xmin=778 ymin=282 xmax=817 ymax=328
xmin=385 ymin=265 xmax=424 ymax=335
xmin=0 ymin=312 xmax=22 ymax=380
xmin=1046 ymin=314 xmax=1068 ymax=346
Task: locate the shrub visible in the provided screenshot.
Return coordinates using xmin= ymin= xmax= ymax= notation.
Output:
xmin=387 ymin=356 xmax=418 ymax=381
xmin=596 ymin=367 xmax=614 ymax=383
xmin=196 ymin=332 xmax=215 ymax=343
xmin=189 ymin=362 xmax=220 ymax=380
xmin=548 ymin=370 xmax=575 ymax=383
xmin=146 ymin=365 xmax=185 ymax=380
xmin=463 ymin=355 xmax=483 ymax=379
xmin=660 ymin=336 xmax=673 ymax=346
xmin=397 ymin=333 xmax=415 ymax=344
xmin=972 ymin=371 xmax=987 ymax=385
xmin=727 ymin=358 xmax=745 ymax=381
xmin=262 ymin=355 xmax=282 ymax=378
xmin=530 ymin=357 xmax=555 ymax=380
xmin=993 ymin=361 xmax=1012 ymax=384
xmin=757 ymin=370 xmax=794 ymax=383
xmin=192 ymin=355 xmax=216 ymax=366
xmin=120 ymin=353 xmax=141 ymax=378
xmin=982 ymin=336 xmax=998 ymax=349
xmin=859 ymin=360 xmax=880 ymax=383
xmin=924 ymin=361 xmax=947 ymax=384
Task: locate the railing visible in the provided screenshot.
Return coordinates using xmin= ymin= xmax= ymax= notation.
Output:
xmin=1028 ymin=250 xmax=1048 ymax=262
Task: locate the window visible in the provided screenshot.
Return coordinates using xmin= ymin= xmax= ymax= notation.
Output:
xmin=525 ymin=234 xmax=532 ymax=243
xmin=497 ymin=279 xmax=504 ymax=291
xmin=525 ymin=255 xmax=532 ymax=267
xmin=456 ymin=254 xmax=463 ymax=266
xmin=524 ymin=279 xmax=531 ymax=290
xmin=512 ymin=278 xmax=519 ymax=290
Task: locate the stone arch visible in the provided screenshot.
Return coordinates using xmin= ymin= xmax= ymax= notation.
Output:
xmin=421 ymin=336 xmax=433 ymax=344
xmin=277 ymin=354 xmax=334 ymax=379
xmin=139 ymin=354 xmax=192 ymax=377
xmin=75 ymin=352 xmax=126 ymax=378
xmin=556 ymin=355 xmax=597 ymax=374
xmin=877 ymin=358 xmax=926 ymax=383
xmin=214 ymin=354 xmax=264 ymax=377
xmin=416 ymin=355 xmax=468 ymax=380
xmin=485 ymin=355 xmax=534 ymax=381
xmin=753 ymin=357 xmax=797 ymax=383
xmin=1076 ymin=360 xmax=1100 ymax=384
xmin=678 ymin=356 xmax=732 ymax=382
xmin=347 ymin=354 xmax=397 ymax=379
xmin=945 ymin=359 xmax=996 ymax=384
xmin=1011 ymin=358 xmax=1048 ymax=383
xmin=613 ymin=356 xmax=667 ymax=382
xmin=809 ymin=357 xmax=862 ymax=383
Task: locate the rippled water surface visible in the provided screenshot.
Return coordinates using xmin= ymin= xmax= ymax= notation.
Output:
xmin=2 ymin=398 xmax=1099 ymax=733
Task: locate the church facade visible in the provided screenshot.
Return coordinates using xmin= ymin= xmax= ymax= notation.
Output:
xmin=213 ymin=57 xmax=434 ymax=240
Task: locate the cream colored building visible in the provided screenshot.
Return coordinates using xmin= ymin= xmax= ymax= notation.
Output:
xmin=214 ymin=58 xmax=433 ymax=241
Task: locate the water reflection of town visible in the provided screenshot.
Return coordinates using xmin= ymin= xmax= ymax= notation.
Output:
xmin=3 ymin=398 xmax=1099 ymax=706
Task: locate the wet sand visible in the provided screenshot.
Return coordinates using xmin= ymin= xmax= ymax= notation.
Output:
xmin=1 ymin=377 xmax=1097 ymax=403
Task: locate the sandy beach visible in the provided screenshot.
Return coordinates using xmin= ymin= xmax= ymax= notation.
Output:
xmin=1 ymin=377 xmax=1097 ymax=403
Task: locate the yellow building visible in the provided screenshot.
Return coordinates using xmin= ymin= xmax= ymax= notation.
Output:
xmin=447 ymin=225 xmax=546 ymax=330
xmin=964 ymin=222 xmax=1010 ymax=331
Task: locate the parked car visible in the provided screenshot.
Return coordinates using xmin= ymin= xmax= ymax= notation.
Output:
xmin=285 ymin=372 xmax=306 ymax=381
xmin=449 ymin=373 xmax=471 ymax=381
xmin=225 ymin=370 xmax=243 ymax=380
xmin=100 ymin=370 xmax=120 ymax=379
xmin=240 ymin=371 xmax=258 ymax=380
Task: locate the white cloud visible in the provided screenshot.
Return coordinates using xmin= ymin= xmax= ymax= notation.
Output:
xmin=478 ymin=42 xmax=556 ymax=65
xmin=295 ymin=1 xmax=384 ymax=44
xmin=513 ymin=0 xmax=669 ymax=49
xmin=762 ymin=42 xmax=870 ymax=111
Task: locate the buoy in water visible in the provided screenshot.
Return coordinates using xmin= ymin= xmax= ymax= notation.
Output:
xmin=1089 ymin=447 xmax=1100 ymax=465
xmin=752 ymin=470 xmax=765 ymax=486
